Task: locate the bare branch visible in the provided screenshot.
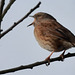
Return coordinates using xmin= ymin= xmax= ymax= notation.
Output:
xmin=0 ymin=0 xmax=5 ymax=17
xmin=0 ymin=0 xmax=5 ymax=32
xmin=0 ymin=1 xmax=41 ymax=38
xmin=0 ymin=0 xmax=5 ymax=19
xmin=2 ymin=0 xmax=16 ymax=19
xmin=0 ymin=52 xmax=75 ymax=74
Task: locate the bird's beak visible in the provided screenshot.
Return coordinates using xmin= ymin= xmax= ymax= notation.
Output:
xmin=27 ymin=15 xmax=34 ymax=27
xmin=29 ymin=15 xmax=34 ymax=18
xmin=27 ymin=22 xmax=34 ymax=27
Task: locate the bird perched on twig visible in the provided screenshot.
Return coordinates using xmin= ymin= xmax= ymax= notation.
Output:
xmin=28 ymin=12 xmax=75 ymax=65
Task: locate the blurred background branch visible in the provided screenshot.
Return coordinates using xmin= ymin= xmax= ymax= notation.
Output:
xmin=0 ymin=0 xmax=5 ymax=33
xmin=2 ymin=0 xmax=16 ymax=20
xmin=0 ymin=0 xmax=15 ymax=33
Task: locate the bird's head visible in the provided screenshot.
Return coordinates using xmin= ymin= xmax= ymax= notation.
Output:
xmin=27 ymin=12 xmax=56 ymax=27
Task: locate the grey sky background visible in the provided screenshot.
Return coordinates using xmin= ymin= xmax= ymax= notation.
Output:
xmin=0 ymin=0 xmax=75 ymax=75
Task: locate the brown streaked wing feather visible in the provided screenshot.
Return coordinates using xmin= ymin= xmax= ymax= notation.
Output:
xmin=40 ymin=20 xmax=75 ymax=44
xmin=53 ymin=21 xmax=75 ymax=43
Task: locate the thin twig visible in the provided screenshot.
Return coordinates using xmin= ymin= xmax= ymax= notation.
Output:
xmin=0 ymin=0 xmax=5 ymax=33
xmin=0 ymin=1 xmax=41 ymax=38
xmin=0 ymin=52 xmax=75 ymax=74
xmin=2 ymin=0 xmax=16 ymax=19
xmin=0 ymin=0 xmax=5 ymax=19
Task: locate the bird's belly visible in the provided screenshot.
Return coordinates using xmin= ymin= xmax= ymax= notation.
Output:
xmin=38 ymin=40 xmax=54 ymax=52
xmin=34 ymin=34 xmax=54 ymax=51
xmin=35 ymin=37 xmax=72 ymax=52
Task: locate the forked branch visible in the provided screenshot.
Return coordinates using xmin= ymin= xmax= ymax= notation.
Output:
xmin=0 ymin=1 xmax=41 ymax=38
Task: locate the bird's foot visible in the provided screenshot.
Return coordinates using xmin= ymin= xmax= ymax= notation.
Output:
xmin=45 ymin=56 xmax=50 ymax=66
xmin=59 ymin=50 xmax=66 ymax=61
xmin=60 ymin=53 xmax=64 ymax=61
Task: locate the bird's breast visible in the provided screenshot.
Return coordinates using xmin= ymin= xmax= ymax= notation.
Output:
xmin=34 ymin=26 xmax=54 ymax=51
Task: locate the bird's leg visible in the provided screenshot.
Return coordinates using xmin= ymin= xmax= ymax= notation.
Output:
xmin=45 ymin=50 xmax=54 ymax=66
xmin=60 ymin=50 xmax=66 ymax=61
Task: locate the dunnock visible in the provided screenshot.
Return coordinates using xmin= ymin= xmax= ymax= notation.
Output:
xmin=28 ymin=12 xmax=75 ymax=65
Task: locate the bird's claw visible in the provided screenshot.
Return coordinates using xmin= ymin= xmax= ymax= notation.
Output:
xmin=59 ymin=50 xmax=66 ymax=61
xmin=46 ymin=60 xmax=50 ymax=66
xmin=60 ymin=53 xmax=65 ymax=61
xmin=45 ymin=57 xmax=50 ymax=66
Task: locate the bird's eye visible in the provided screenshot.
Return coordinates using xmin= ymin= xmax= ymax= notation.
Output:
xmin=37 ymin=15 xmax=41 ymax=17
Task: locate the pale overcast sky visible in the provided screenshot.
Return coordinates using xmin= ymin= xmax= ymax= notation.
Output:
xmin=0 ymin=0 xmax=75 ymax=75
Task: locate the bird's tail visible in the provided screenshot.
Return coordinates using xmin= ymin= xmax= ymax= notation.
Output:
xmin=72 ymin=43 xmax=75 ymax=47
xmin=74 ymin=43 xmax=75 ymax=47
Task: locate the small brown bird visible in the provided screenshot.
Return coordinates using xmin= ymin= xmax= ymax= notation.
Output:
xmin=28 ymin=12 xmax=75 ymax=65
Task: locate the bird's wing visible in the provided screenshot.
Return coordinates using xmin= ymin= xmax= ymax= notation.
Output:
xmin=41 ymin=20 xmax=75 ymax=43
